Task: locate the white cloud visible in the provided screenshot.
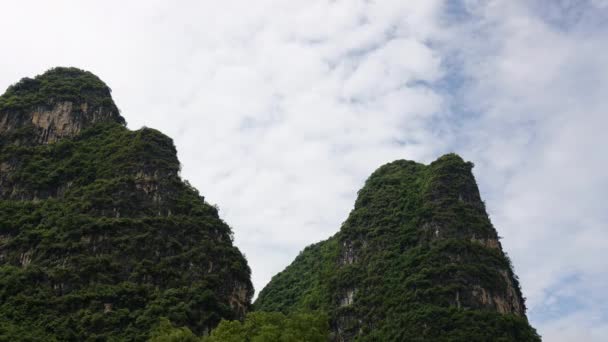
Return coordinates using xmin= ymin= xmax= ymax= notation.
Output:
xmin=437 ymin=1 xmax=608 ymax=339
xmin=0 ymin=1 xmax=606 ymax=339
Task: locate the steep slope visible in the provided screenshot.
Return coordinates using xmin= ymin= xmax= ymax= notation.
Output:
xmin=255 ymin=155 xmax=540 ymax=341
xmin=0 ymin=68 xmax=253 ymax=340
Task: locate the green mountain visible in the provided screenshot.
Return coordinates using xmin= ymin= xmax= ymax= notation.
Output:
xmin=0 ymin=68 xmax=253 ymax=341
xmin=255 ymin=155 xmax=540 ymax=341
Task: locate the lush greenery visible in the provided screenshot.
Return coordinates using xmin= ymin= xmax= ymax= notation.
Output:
xmin=0 ymin=67 xmax=121 ymax=119
xmin=206 ymin=311 xmax=330 ymax=342
xmin=150 ymin=311 xmax=330 ymax=342
xmin=149 ymin=318 xmax=200 ymax=342
xmin=256 ymin=154 xmax=540 ymax=341
xmin=0 ymin=104 xmax=252 ymax=339
xmin=253 ymin=239 xmax=338 ymax=315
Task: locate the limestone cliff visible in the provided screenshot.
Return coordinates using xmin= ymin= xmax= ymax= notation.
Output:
xmin=0 ymin=68 xmax=253 ymax=340
xmin=0 ymin=67 xmax=124 ymax=145
xmin=255 ymin=155 xmax=540 ymax=341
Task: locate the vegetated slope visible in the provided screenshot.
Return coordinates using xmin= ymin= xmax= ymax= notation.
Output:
xmin=0 ymin=68 xmax=253 ymax=341
xmin=255 ymin=155 xmax=540 ymax=341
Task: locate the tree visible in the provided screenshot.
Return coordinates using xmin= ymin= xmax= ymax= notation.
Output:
xmin=149 ymin=318 xmax=200 ymax=342
xmin=205 ymin=311 xmax=329 ymax=342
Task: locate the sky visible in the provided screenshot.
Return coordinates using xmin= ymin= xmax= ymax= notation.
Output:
xmin=0 ymin=0 xmax=606 ymax=340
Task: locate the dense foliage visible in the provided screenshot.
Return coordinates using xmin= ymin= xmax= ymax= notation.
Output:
xmin=148 ymin=311 xmax=330 ymax=342
xmin=253 ymin=239 xmax=337 ymax=314
xmin=149 ymin=318 xmax=200 ymax=342
xmin=206 ymin=311 xmax=330 ymax=342
xmin=256 ymin=154 xmax=540 ymax=341
xmin=0 ymin=98 xmax=252 ymax=339
xmin=0 ymin=67 xmax=121 ymax=120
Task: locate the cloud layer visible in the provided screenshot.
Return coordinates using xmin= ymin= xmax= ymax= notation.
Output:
xmin=1 ymin=1 xmax=606 ymax=340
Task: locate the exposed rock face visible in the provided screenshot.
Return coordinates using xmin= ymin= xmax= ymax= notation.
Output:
xmin=229 ymin=283 xmax=252 ymax=318
xmin=0 ymin=101 xmax=121 ymax=144
xmin=0 ymin=67 xmax=124 ymax=146
xmin=0 ymin=68 xmax=253 ymax=340
xmin=256 ymin=155 xmax=539 ymax=341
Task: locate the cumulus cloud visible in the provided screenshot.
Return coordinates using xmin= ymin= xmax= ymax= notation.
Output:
xmin=0 ymin=1 xmax=605 ymax=339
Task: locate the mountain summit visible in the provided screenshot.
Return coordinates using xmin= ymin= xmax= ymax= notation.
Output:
xmin=0 ymin=68 xmax=253 ymax=340
xmin=0 ymin=67 xmax=125 ymax=146
xmin=256 ymin=154 xmax=540 ymax=341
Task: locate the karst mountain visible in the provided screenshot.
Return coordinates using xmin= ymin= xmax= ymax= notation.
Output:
xmin=256 ymin=155 xmax=540 ymax=341
xmin=0 ymin=68 xmax=252 ymax=340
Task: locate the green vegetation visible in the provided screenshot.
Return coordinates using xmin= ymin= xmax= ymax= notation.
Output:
xmin=206 ymin=311 xmax=330 ymax=342
xmin=253 ymin=239 xmax=338 ymax=314
xmin=0 ymin=67 xmax=121 ymax=119
xmin=1 ymin=122 xmax=179 ymax=198
xmin=149 ymin=318 xmax=200 ymax=342
xmin=0 ymin=122 xmax=252 ymax=340
xmin=148 ymin=311 xmax=330 ymax=342
xmin=256 ymin=154 xmax=540 ymax=341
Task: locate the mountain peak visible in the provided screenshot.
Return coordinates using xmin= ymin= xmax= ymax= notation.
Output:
xmin=0 ymin=67 xmax=124 ymax=145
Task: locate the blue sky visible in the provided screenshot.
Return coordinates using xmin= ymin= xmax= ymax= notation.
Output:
xmin=1 ymin=1 xmax=606 ymax=340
